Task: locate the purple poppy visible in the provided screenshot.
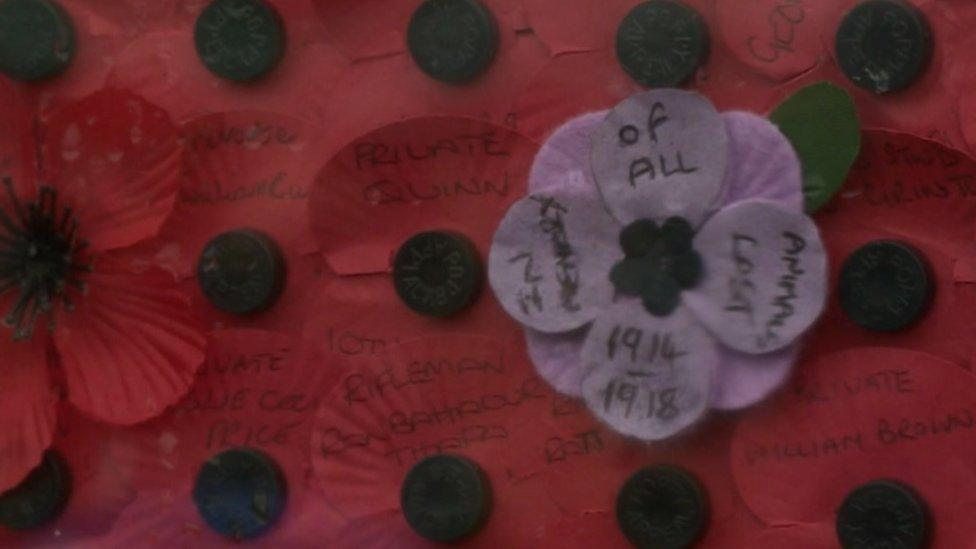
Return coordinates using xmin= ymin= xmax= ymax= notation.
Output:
xmin=488 ymin=89 xmax=828 ymax=441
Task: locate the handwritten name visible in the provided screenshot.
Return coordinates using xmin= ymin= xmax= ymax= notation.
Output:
xmin=181 ymin=171 xmax=307 ymax=204
xmin=363 ymin=174 xmax=510 ymax=205
xmin=744 ymin=408 xmax=974 ymax=466
xmin=187 ymin=122 xmax=298 ymax=153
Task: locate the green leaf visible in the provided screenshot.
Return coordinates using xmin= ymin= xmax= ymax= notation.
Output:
xmin=770 ymin=81 xmax=861 ymax=213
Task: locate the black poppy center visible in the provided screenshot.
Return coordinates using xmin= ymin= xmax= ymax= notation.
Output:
xmin=0 ymin=179 xmax=90 ymax=340
xmin=610 ymin=217 xmax=703 ymax=317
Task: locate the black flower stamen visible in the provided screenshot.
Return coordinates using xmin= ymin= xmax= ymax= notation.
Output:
xmin=611 ymin=217 xmax=703 ymax=317
xmin=0 ymin=178 xmax=91 ymax=340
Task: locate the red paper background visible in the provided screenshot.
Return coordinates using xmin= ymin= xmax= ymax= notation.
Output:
xmin=3 ymin=0 xmax=976 ymax=547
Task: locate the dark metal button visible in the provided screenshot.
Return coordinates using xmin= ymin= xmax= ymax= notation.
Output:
xmin=839 ymin=240 xmax=932 ymax=332
xmin=836 ymin=480 xmax=929 ymax=549
xmin=194 ymin=0 xmax=286 ymax=82
xmin=197 ymin=229 xmax=286 ymax=315
xmin=393 ymin=231 xmax=483 ymax=318
xmin=400 ymin=454 xmax=490 ymax=542
xmin=0 ymin=450 xmax=71 ymax=530
xmin=192 ymin=448 xmax=287 ymax=540
xmin=616 ymin=465 xmax=708 ymax=548
xmin=616 ymin=0 xmax=709 ymax=88
xmin=0 ymin=0 xmax=74 ymax=81
xmin=835 ymin=0 xmax=932 ymax=94
xmin=407 ymin=0 xmax=499 ymax=84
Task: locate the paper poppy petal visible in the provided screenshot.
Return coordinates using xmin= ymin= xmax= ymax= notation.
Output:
xmin=153 ymin=111 xmax=322 ymax=279
xmin=488 ymin=187 xmax=621 ymax=334
xmin=591 ymin=89 xmax=729 ymax=227
xmin=524 ymin=327 xmax=588 ymax=397
xmin=310 ymin=26 xmax=549 ymax=161
xmin=0 ymin=334 xmax=57 ymax=493
xmin=815 ymin=130 xmax=976 ymax=256
xmin=684 ymin=199 xmax=828 ymax=354
xmin=0 ymin=78 xmax=37 ymax=192
xmin=529 ymin=111 xmax=607 ymax=194
xmin=309 ymin=117 xmax=537 ymax=275
xmin=310 ymin=336 xmax=558 ymax=518
xmin=716 ymin=0 xmax=840 ymax=82
xmin=579 ymin=301 xmax=718 ymax=441
xmin=97 ymin=329 xmax=345 ymax=546
xmin=40 ymin=89 xmax=181 ymax=252
xmin=104 ymin=6 xmax=350 ymax=125
xmin=311 ymin=0 xmax=523 ymax=60
xmin=55 ymin=251 xmax=206 ymax=425
xmin=731 ymin=348 xmax=976 ymax=547
xmin=710 ymin=343 xmax=798 ymax=411
xmin=720 ymin=111 xmax=804 ymax=212
xmin=512 ymin=51 xmax=642 ymax=143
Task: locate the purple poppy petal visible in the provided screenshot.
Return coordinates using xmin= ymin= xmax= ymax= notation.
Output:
xmin=529 ymin=111 xmax=609 ymax=194
xmin=579 ymin=300 xmax=717 ymax=441
xmin=525 ymin=326 xmax=589 ymax=397
xmin=591 ymin=89 xmax=728 ymax=227
xmin=489 ymin=185 xmax=622 ymax=334
xmin=720 ymin=111 xmax=804 ymax=212
xmin=684 ymin=199 xmax=828 ymax=355
xmin=710 ymin=343 xmax=798 ymax=411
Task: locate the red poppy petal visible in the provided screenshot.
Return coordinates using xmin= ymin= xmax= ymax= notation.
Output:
xmin=302 ymin=272 xmax=522 ymax=358
xmin=716 ymin=0 xmax=843 ymax=82
xmin=93 ymin=329 xmax=346 ymax=546
xmin=810 ymin=131 xmax=976 ymax=367
xmin=310 ymin=29 xmax=549 ymax=162
xmin=187 ymin=252 xmax=333 ymax=337
xmin=309 ymin=117 xmax=537 ymax=275
xmin=312 ymin=0 xmax=525 ymax=61
xmin=39 ymin=88 xmax=181 ymax=252
xmin=105 ymin=1 xmax=350 ymax=125
xmin=29 ymin=1 xmax=136 ymax=114
xmin=0 ymin=334 xmax=57 ymax=493
xmin=0 ymin=79 xmax=37 ymax=192
xmin=55 ymin=250 xmax=206 ymax=425
xmin=155 ymin=111 xmax=324 ymax=279
xmin=731 ymin=348 xmax=976 ymax=548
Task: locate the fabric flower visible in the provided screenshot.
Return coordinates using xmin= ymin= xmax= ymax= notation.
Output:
xmin=488 ymin=89 xmax=829 ymax=441
xmin=0 ymin=83 xmax=206 ymax=492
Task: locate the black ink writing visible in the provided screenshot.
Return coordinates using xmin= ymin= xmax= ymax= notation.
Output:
xmin=545 ymin=430 xmax=605 ymax=464
xmin=746 ymin=0 xmax=805 ymax=64
xmin=342 ymin=355 xmax=507 ymax=405
xmin=530 ymin=195 xmax=581 ymax=313
xmin=181 ymin=171 xmax=307 ymax=204
xmin=363 ymin=174 xmax=510 ymax=205
xmin=725 ymin=233 xmax=758 ymax=325
xmin=354 ymin=132 xmax=510 ymax=170
xmin=188 ymin=121 xmax=298 ymax=153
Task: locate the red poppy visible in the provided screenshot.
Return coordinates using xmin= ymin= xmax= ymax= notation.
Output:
xmin=305 ymin=116 xmax=537 ymax=338
xmin=104 ymin=1 xmax=350 ymax=125
xmin=809 ymin=130 xmax=976 ymax=367
xmin=0 ymin=82 xmax=206 ymax=493
xmin=0 ymin=406 xmax=137 ymax=546
xmin=139 ymin=110 xmax=334 ymax=336
xmin=97 ymin=329 xmax=346 ymax=546
xmin=732 ymin=347 xmax=976 ymax=547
